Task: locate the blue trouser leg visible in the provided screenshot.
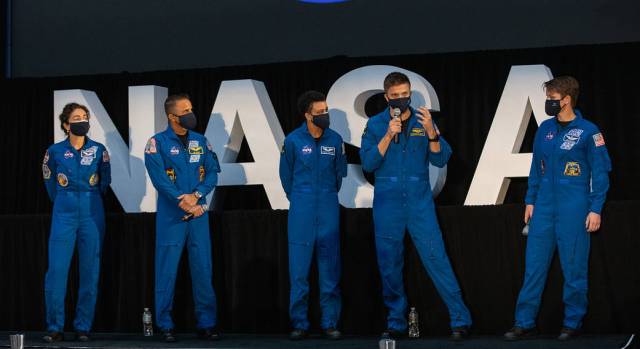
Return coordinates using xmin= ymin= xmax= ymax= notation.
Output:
xmin=73 ymin=195 xmax=105 ymax=332
xmin=288 ymin=194 xmax=314 ymax=330
xmin=373 ymin=191 xmax=408 ymax=332
xmin=186 ymin=215 xmax=217 ymax=329
xmin=375 ymin=233 xmax=407 ymax=331
xmin=514 ymin=207 xmax=556 ymax=329
xmin=316 ymin=194 xmax=341 ymax=330
xmin=155 ymin=220 xmax=187 ymax=331
xmin=44 ymin=202 xmax=78 ymax=332
xmin=556 ymin=207 xmax=590 ymax=330
xmin=407 ymin=206 xmax=472 ymax=328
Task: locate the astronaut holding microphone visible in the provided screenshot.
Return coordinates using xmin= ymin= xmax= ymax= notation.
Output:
xmin=359 ymin=72 xmax=472 ymax=341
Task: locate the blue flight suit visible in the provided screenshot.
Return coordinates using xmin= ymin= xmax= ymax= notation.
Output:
xmin=42 ymin=137 xmax=111 ymax=333
xmin=515 ymin=110 xmax=611 ymax=330
xmin=279 ymin=122 xmax=348 ymax=331
xmin=360 ymin=107 xmax=471 ymax=331
xmin=144 ymin=127 xmax=221 ymax=331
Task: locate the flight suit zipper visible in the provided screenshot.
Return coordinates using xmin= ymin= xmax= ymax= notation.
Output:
xmin=314 ymin=138 xmax=320 ymax=227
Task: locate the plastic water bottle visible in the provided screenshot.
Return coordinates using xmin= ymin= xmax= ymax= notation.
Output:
xmin=143 ymin=308 xmax=153 ymax=336
xmin=408 ymin=307 xmax=420 ymax=338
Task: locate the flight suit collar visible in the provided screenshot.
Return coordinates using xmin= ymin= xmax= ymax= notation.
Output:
xmin=163 ymin=125 xmax=192 ymax=144
xmin=63 ymin=136 xmax=94 ymax=152
xmin=300 ymin=121 xmax=327 ymax=141
xmin=554 ymin=109 xmax=583 ymax=129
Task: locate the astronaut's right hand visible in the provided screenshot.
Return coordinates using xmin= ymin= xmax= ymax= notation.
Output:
xmin=386 ymin=117 xmax=402 ymax=138
xmin=524 ymin=204 xmax=534 ymax=224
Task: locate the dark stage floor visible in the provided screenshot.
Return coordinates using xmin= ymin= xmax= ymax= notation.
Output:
xmin=0 ymin=332 xmax=630 ymax=349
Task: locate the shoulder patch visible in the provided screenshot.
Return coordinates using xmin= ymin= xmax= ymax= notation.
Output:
xmin=145 ymin=138 xmax=157 ymax=154
xmin=42 ymin=164 xmax=51 ymax=179
xmin=593 ymin=133 xmax=605 ymax=147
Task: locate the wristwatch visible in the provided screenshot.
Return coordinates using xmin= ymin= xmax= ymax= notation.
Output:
xmin=193 ymin=191 xmax=203 ymax=199
xmin=428 ymin=134 xmax=440 ymax=142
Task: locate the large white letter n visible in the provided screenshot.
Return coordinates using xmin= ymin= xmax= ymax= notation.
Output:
xmin=465 ymin=65 xmax=553 ymax=205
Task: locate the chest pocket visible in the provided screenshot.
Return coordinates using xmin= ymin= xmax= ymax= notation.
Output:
xmin=163 ymin=142 xmax=185 ymax=167
xmin=297 ymin=142 xmax=316 ymax=169
xmin=319 ymin=145 xmax=336 ymax=170
xmin=558 ymin=128 xmax=587 ymax=161
xmin=56 ymin=152 xmax=78 ymax=177
xmin=79 ymin=148 xmax=101 ymax=178
xmin=299 ymin=152 xmax=315 ymax=169
xmin=188 ymin=142 xmax=204 ymax=164
xmin=408 ymin=134 xmax=428 ymax=170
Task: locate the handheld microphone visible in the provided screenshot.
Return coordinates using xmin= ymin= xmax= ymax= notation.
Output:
xmin=392 ymin=108 xmax=401 ymax=144
xmin=522 ymin=218 xmax=530 ymax=236
xmin=182 ymin=204 xmax=209 ymax=221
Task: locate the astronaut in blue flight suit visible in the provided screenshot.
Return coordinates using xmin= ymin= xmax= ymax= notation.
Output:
xmin=505 ymin=76 xmax=611 ymax=342
xmin=42 ymin=103 xmax=111 ymax=343
xmin=359 ymin=72 xmax=472 ymax=341
xmin=144 ymin=94 xmax=221 ymax=343
xmin=279 ymin=91 xmax=347 ymax=340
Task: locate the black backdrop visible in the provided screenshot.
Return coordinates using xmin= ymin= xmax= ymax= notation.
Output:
xmin=0 ymin=42 xmax=639 ymax=334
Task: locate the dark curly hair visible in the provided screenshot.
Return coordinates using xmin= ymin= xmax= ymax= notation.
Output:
xmin=59 ymin=102 xmax=90 ymax=135
xmin=297 ymin=90 xmax=326 ymax=117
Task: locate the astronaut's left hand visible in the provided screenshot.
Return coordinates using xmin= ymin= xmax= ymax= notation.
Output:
xmin=585 ymin=212 xmax=601 ymax=233
xmin=416 ymin=107 xmax=437 ymax=138
xmin=178 ymin=193 xmax=198 ymax=212
xmin=190 ymin=205 xmax=206 ymax=218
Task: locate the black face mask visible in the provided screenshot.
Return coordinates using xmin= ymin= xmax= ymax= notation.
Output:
xmin=311 ymin=113 xmax=330 ymax=130
xmin=388 ymin=97 xmax=411 ymax=113
xmin=69 ymin=121 xmax=90 ymax=136
xmin=176 ymin=112 xmax=197 ymax=130
xmin=545 ymin=99 xmax=562 ymax=116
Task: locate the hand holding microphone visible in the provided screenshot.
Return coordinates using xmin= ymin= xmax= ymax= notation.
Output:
xmin=392 ymin=108 xmax=402 ymax=144
xmin=387 ymin=109 xmax=402 ymax=144
xmin=182 ymin=204 xmax=208 ymax=221
xmin=522 ymin=204 xmax=534 ymax=236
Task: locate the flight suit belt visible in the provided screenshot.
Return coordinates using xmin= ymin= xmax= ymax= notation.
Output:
xmin=57 ymin=190 xmax=101 ymax=196
xmin=291 ymin=188 xmax=337 ymax=194
xmin=541 ymin=178 xmax=589 ymax=184
xmin=375 ymin=175 xmax=428 ymax=182
xmin=540 ymin=178 xmax=591 ymax=190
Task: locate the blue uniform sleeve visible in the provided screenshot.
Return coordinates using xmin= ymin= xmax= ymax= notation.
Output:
xmin=194 ymin=138 xmax=220 ymax=198
xmin=335 ymin=140 xmax=348 ymax=191
xmin=144 ymin=137 xmax=183 ymax=204
xmin=587 ymin=129 xmax=611 ymax=214
xmin=42 ymin=148 xmax=57 ymax=202
xmin=99 ymin=147 xmax=111 ymax=195
xmin=279 ymin=137 xmax=295 ymax=197
xmin=428 ymin=136 xmax=452 ymax=168
xmin=525 ymin=130 xmax=542 ymax=205
xmin=359 ymin=121 xmax=384 ymax=173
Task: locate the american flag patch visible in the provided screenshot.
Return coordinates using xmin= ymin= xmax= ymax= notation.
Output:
xmin=593 ymin=133 xmax=605 ymax=147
